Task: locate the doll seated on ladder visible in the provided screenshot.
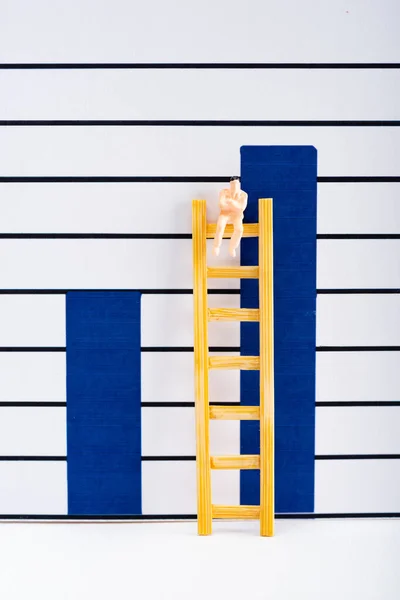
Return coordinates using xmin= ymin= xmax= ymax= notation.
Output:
xmin=213 ymin=176 xmax=248 ymax=257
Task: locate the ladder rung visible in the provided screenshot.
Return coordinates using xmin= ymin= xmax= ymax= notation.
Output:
xmin=206 ymin=223 xmax=259 ymax=238
xmin=208 ymin=308 xmax=260 ymax=322
xmin=207 ymin=266 xmax=259 ymax=279
xmin=210 ymin=455 xmax=260 ymax=470
xmin=208 ymin=356 xmax=260 ymax=370
xmin=209 ymin=405 xmax=260 ymax=420
xmin=212 ymin=505 xmax=260 ymax=520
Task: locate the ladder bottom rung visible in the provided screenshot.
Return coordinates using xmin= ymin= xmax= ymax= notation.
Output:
xmin=212 ymin=505 xmax=260 ymax=519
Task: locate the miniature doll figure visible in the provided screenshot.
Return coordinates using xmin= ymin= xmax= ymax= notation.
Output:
xmin=213 ymin=176 xmax=248 ymax=257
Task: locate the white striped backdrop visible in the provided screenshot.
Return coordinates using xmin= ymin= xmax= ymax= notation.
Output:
xmin=0 ymin=0 xmax=399 ymax=517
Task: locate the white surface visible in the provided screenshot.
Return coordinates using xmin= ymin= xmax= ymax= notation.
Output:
xmin=317 ymin=240 xmax=400 ymax=289
xmin=1 ymin=126 xmax=399 ymax=176
xmin=144 ymin=351 xmax=400 ymax=405
xmin=142 ymin=405 xmax=400 ymax=458
xmin=2 ymin=69 xmax=400 ymax=120
xmin=141 ymin=293 xmax=240 ymax=347
xmin=1 ymin=0 xmax=398 ymax=62
xmin=0 ymin=462 xmax=67 ymax=514
xmin=315 ymin=407 xmax=400 ymax=454
xmin=315 ymin=460 xmax=400 ymax=513
xmin=141 ymin=407 xmax=240 ymax=456
xmin=141 ymin=351 xmax=241 ymax=404
xmin=0 ymin=239 xmax=239 ymax=289
xmin=316 ymin=351 xmax=400 ymax=402
xmin=141 ymin=458 xmax=400 ymax=515
xmin=0 ymin=295 xmax=65 ymax=347
xmin=317 ymin=295 xmax=400 ymax=346
xmin=1 ymin=182 xmax=400 ymax=235
xmin=0 ymin=520 xmax=398 ymax=600
xmin=0 ymin=182 xmax=222 ymax=233
xmin=1 ymin=238 xmax=400 ymax=289
xmin=317 ymin=183 xmax=400 ymax=234
xmin=142 ymin=461 xmax=239 ymax=514
xmin=0 ymin=407 xmax=66 ymax=455
xmin=2 ymin=293 xmax=400 ymax=348
xmin=0 ymin=352 xmax=65 ymax=402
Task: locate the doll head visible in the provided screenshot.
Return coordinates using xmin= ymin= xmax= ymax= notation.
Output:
xmin=229 ymin=176 xmax=240 ymax=195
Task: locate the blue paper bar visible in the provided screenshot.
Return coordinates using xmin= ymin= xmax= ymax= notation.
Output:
xmin=240 ymin=146 xmax=317 ymax=512
xmin=66 ymin=292 xmax=142 ymax=515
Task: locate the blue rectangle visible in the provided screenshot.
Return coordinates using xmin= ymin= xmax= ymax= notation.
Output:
xmin=240 ymin=146 xmax=317 ymax=513
xmin=66 ymin=292 xmax=142 ymax=515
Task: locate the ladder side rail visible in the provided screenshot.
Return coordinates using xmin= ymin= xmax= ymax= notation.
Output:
xmin=259 ymin=198 xmax=275 ymax=537
xmin=192 ymin=199 xmax=212 ymax=535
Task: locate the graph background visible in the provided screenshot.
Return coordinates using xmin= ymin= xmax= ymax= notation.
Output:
xmin=0 ymin=0 xmax=399 ymax=519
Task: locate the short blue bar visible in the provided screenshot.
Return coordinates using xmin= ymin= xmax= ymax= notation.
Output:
xmin=66 ymin=292 xmax=142 ymax=515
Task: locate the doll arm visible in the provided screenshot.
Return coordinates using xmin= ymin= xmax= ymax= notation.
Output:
xmin=219 ymin=189 xmax=231 ymax=209
xmin=227 ymin=192 xmax=248 ymax=211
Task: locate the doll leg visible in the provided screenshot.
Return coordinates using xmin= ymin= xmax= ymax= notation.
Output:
xmin=229 ymin=216 xmax=244 ymax=257
xmin=213 ymin=214 xmax=229 ymax=256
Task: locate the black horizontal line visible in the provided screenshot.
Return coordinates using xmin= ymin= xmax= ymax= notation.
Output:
xmin=317 ymin=234 xmax=400 ymax=240
xmin=0 ymin=456 xmax=66 ymax=461
xmin=141 ymin=401 xmax=239 ymax=408
xmin=1 ymin=346 xmax=398 ymax=353
xmin=142 ymin=402 xmax=196 ymax=408
xmin=276 ymin=513 xmax=400 ymax=519
xmin=0 ymin=233 xmax=192 ymax=240
xmin=316 ymin=401 xmax=400 ymax=407
xmin=0 ymin=288 xmax=397 ymax=296
xmin=0 ymin=346 xmax=239 ymax=353
xmin=317 ymin=289 xmax=400 ymax=294
xmin=142 ymin=454 xmax=400 ymax=462
xmin=0 ymin=514 xmax=200 ymax=520
xmin=316 ymin=454 xmax=400 ymax=460
xmin=0 ymin=176 xmax=399 ymax=183
xmin=317 ymin=346 xmax=400 ymax=352
xmin=142 ymin=456 xmax=196 ymax=461
xmin=0 ymin=402 xmax=66 ymax=407
xmin=1 ymin=63 xmax=399 ymax=70
xmin=0 ymin=512 xmax=399 ymax=521
xmin=141 ymin=346 xmax=240 ymax=353
xmin=318 ymin=177 xmax=400 ymax=183
xmin=1 ymin=233 xmax=399 ymax=241
xmin=152 ymin=289 xmax=240 ymax=295
xmin=2 ymin=120 xmax=399 ymax=127
xmin=144 ymin=401 xmax=400 ymax=409
xmin=0 ymin=288 xmax=240 ymax=295
xmin=0 ymin=347 xmax=66 ymax=352
xmin=1 ymin=401 xmax=397 ymax=409
xmin=0 ymin=176 xmax=231 ymax=183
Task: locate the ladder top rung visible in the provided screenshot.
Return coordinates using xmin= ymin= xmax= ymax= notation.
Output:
xmin=212 ymin=505 xmax=260 ymax=520
xmin=209 ymin=355 xmax=260 ymax=370
xmin=206 ymin=223 xmax=259 ymax=238
xmin=210 ymin=455 xmax=260 ymax=470
xmin=209 ymin=405 xmax=260 ymax=420
xmin=207 ymin=266 xmax=259 ymax=279
xmin=208 ymin=308 xmax=260 ymax=322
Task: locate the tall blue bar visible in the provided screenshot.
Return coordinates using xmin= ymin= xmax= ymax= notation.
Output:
xmin=240 ymin=146 xmax=317 ymax=513
xmin=66 ymin=292 xmax=142 ymax=515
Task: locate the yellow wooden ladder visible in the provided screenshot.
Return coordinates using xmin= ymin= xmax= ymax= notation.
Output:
xmin=192 ymin=198 xmax=275 ymax=536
